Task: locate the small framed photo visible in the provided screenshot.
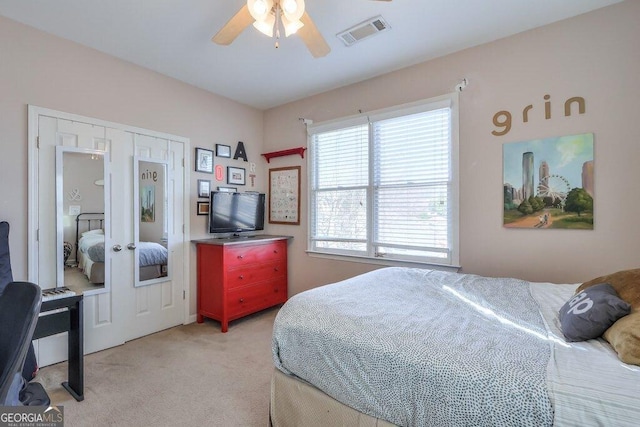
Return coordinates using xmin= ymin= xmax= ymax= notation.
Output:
xmin=197 ymin=201 xmax=209 ymax=216
xmin=197 ymin=179 xmax=211 ymax=198
xmin=216 ymin=144 xmax=231 ymax=158
xmin=195 ymin=148 xmax=214 ymax=173
xmin=227 ymin=166 xmax=246 ymax=185
xmin=217 ymin=186 xmax=237 ymax=192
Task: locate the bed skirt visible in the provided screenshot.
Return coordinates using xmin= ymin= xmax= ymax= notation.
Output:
xmin=270 ymin=368 xmax=396 ymax=427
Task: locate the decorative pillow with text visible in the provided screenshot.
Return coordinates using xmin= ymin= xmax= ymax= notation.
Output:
xmin=559 ymin=283 xmax=631 ymax=342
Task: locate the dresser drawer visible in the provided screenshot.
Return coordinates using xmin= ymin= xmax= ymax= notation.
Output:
xmin=228 ymin=280 xmax=286 ymax=318
xmin=226 ymin=260 xmax=286 ymax=289
xmin=224 ymin=241 xmax=286 ymax=268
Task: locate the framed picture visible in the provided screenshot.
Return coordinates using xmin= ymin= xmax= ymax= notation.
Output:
xmin=197 ymin=179 xmax=211 ymax=198
xmin=227 ymin=166 xmax=246 ymax=185
xmin=141 ymin=185 xmax=155 ymax=222
xmin=503 ymin=133 xmax=594 ymax=230
xmin=197 ymin=201 xmax=209 ymax=216
xmin=217 ymin=186 xmax=237 ymax=192
xmin=195 ymin=148 xmax=214 ymax=173
xmin=269 ymin=166 xmax=301 ymax=225
xmin=216 ymin=144 xmax=231 ymax=158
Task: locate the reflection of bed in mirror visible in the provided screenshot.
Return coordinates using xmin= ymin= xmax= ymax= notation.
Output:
xmin=74 ymin=213 xmax=168 ymax=284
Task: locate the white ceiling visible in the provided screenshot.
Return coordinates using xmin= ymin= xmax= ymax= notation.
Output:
xmin=0 ymin=0 xmax=622 ymax=110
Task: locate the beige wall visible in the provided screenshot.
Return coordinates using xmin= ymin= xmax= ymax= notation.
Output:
xmin=0 ymin=16 xmax=264 ymax=316
xmin=263 ymin=1 xmax=640 ymax=293
xmin=2 ymin=2 xmax=638 ymax=312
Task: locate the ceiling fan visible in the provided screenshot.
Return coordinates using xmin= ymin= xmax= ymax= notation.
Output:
xmin=212 ymin=0 xmax=392 ymax=58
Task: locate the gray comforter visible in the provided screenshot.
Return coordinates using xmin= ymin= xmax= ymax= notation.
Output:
xmin=86 ymin=241 xmax=167 ymax=266
xmin=272 ymin=267 xmax=553 ymax=427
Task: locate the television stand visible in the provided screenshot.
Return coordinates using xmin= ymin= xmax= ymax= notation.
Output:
xmin=192 ymin=235 xmax=291 ymax=332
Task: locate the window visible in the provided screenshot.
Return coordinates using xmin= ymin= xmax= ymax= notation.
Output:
xmin=308 ymin=94 xmax=459 ymax=267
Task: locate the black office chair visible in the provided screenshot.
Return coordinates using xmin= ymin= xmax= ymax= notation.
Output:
xmin=1 ymin=221 xmax=38 ymax=382
xmin=0 ymin=281 xmax=50 ymax=406
xmin=0 ymin=221 xmax=50 ymax=406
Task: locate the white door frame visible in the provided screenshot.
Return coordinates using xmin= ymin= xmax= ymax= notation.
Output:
xmin=27 ymin=105 xmax=192 ymax=327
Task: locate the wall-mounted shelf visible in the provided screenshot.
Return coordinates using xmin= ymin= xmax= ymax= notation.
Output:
xmin=261 ymin=147 xmax=306 ymax=163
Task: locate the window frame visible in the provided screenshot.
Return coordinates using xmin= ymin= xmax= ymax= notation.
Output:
xmin=306 ymin=93 xmax=460 ymax=270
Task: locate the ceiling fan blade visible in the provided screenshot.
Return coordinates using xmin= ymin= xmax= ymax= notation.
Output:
xmin=212 ymin=4 xmax=254 ymax=45
xmin=298 ymin=12 xmax=331 ymax=58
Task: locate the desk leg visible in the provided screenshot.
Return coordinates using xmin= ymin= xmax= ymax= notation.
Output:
xmin=62 ymin=298 xmax=84 ymax=401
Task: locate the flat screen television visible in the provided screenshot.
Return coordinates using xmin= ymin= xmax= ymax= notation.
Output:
xmin=209 ymin=191 xmax=265 ymax=234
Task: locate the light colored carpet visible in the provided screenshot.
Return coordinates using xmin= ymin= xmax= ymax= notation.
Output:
xmin=37 ymin=307 xmax=279 ymax=427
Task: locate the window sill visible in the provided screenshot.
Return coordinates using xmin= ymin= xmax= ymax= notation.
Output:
xmin=306 ymin=250 xmax=461 ymax=273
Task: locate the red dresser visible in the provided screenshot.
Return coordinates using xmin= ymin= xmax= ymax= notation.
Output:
xmin=194 ymin=235 xmax=289 ymax=332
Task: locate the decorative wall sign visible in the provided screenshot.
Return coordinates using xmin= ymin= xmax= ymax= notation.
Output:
xmin=197 ymin=179 xmax=211 ymax=198
xmin=269 ymin=166 xmax=300 ymax=225
xmin=215 ymin=165 xmax=224 ymax=181
xmin=233 ymin=141 xmax=248 ymax=161
xmin=215 ymin=144 xmax=231 ymax=158
xmin=195 ymin=148 xmax=214 ymax=173
xmin=503 ymin=133 xmax=594 ymax=229
xmin=227 ymin=166 xmax=246 ymax=185
xmin=492 ymin=95 xmax=585 ymax=136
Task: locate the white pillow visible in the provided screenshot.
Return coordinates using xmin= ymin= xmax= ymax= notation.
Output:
xmin=81 ymin=229 xmax=104 ymax=237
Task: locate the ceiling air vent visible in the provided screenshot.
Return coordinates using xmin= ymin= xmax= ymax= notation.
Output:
xmin=337 ymin=15 xmax=390 ymax=47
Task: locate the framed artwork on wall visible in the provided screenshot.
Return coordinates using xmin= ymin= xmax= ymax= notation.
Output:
xmin=197 ymin=179 xmax=211 ymax=198
xmin=216 ymin=144 xmax=231 ymax=158
xmin=227 ymin=166 xmax=246 ymax=185
xmin=269 ymin=166 xmax=301 ymax=225
xmin=217 ymin=186 xmax=237 ymax=192
xmin=195 ymin=148 xmax=214 ymax=173
xmin=197 ymin=201 xmax=209 ymax=216
xmin=503 ymin=133 xmax=594 ymax=230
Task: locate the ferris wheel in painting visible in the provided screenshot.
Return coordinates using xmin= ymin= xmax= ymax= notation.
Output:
xmin=537 ymin=174 xmax=571 ymax=208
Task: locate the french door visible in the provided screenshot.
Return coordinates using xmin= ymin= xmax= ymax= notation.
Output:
xmin=29 ymin=106 xmax=188 ymax=365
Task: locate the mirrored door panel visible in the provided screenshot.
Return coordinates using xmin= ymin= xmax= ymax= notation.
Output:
xmin=55 ymin=146 xmax=110 ymax=295
xmin=134 ymin=157 xmax=170 ymax=287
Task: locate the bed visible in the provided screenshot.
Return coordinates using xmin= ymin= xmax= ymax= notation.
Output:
xmin=271 ymin=267 xmax=640 ymax=427
xmin=75 ymin=213 xmax=168 ymax=283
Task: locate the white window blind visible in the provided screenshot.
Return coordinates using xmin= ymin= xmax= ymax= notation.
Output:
xmin=308 ymin=95 xmax=458 ymax=266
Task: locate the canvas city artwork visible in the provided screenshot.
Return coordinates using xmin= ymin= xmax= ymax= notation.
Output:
xmin=503 ymin=133 xmax=594 ymax=230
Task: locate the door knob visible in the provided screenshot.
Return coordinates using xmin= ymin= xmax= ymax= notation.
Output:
xmin=127 ymin=243 xmax=136 ymax=250
xmin=112 ymin=244 xmax=123 ymax=252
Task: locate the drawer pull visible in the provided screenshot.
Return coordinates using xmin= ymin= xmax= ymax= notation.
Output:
xmin=239 ymin=298 xmax=245 ymax=303
xmin=238 ymin=275 xmax=244 ymax=280
xmin=237 ymin=255 xmax=244 ymax=260
xmin=273 ymin=250 xmax=278 ymax=254
xmin=273 ymin=267 xmax=279 ymax=272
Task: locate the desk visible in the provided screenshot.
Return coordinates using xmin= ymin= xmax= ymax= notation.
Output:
xmin=33 ymin=295 xmax=84 ymax=401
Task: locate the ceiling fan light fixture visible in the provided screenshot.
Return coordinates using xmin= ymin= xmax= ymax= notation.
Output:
xmin=253 ymin=13 xmax=276 ymax=37
xmin=281 ymin=15 xmax=304 ymax=37
xmin=281 ymin=0 xmax=305 ymax=22
xmin=248 ymin=0 xmax=274 ymax=22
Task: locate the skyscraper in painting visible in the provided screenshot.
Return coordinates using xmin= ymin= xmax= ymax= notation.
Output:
xmin=522 ymin=151 xmax=534 ymax=200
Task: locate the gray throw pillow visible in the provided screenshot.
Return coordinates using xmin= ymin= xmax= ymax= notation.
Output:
xmin=559 ymin=282 xmax=631 ymax=342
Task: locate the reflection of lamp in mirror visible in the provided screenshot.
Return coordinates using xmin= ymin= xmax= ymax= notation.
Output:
xmin=94 ymin=179 xmax=104 ymax=186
